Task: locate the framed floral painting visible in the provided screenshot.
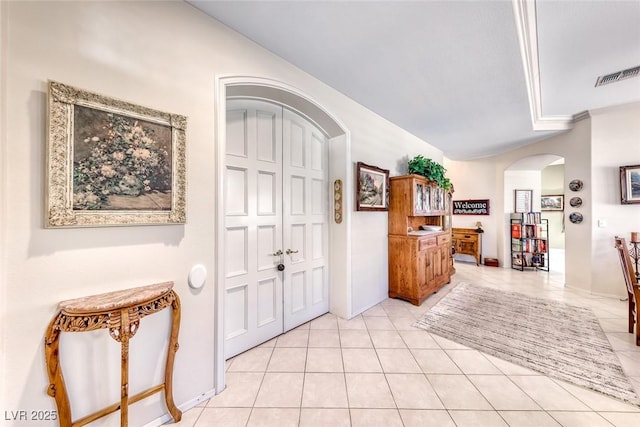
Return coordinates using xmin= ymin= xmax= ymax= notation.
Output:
xmin=46 ymin=81 xmax=187 ymax=227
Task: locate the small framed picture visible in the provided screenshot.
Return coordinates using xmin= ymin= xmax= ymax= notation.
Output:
xmin=620 ymin=165 xmax=640 ymax=204
xmin=356 ymin=162 xmax=389 ymax=211
xmin=541 ymin=194 xmax=564 ymax=211
xmin=514 ymin=189 xmax=533 ymax=213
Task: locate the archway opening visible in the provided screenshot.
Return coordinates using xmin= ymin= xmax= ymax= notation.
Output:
xmin=213 ymin=76 xmax=352 ymax=394
xmin=504 ymin=154 xmax=565 ymax=279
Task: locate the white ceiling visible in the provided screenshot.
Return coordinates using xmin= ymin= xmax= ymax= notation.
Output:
xmin=188 ymin=0 xmax=640 ymax=160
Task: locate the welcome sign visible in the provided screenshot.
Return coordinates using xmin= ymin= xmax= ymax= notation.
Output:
xmin=453 ymin=199 xmax=490 ymax=215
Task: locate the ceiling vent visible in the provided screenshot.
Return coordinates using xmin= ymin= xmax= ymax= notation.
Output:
xmin=595 ymin=65 xmax=640 ymax=87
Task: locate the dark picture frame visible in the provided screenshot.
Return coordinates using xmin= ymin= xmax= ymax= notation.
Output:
xmin=514 ymin=189 xmax=533 ymax=213
xmin=620 ymin=165 xmax=640 ymax=204
xmin=541 ymin=194 xmax=564 ymax=211
xmin=46 ymin=81 xmax=187 ymax=227
xmin=356 ymin=162 xmax=389 ymax=211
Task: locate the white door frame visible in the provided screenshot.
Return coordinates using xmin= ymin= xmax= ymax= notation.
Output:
xmin=214 ymin=76 xmax=353 ymax=394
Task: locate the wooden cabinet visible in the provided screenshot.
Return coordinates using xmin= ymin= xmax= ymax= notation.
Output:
xmin=388 ymin=175 xmax=453 ymax=306
xmin=452 ymin=228 xmax=482 ymax=266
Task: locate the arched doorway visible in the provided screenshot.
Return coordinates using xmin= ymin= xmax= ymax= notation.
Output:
xmin=504 ymin=154 xmax=566 ymax=277
xmin=213 ymin=76 xmax=352 ymax=393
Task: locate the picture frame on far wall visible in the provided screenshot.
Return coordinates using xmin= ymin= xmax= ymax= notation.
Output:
xmin=514 ymin=189 xmax=533 ymax=213
xmin=356 ymin=162 xmax=389 ymax=211
xmin=541 ymin=194 xmax=564 ymax=211
xmin=620 ymin=164 xmax=640 ymax=204
xmin=46 ymin=81 xmax=187 ymax=227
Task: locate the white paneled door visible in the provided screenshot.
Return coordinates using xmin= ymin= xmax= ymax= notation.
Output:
xmin=282 ymin=108 xmax=330 ymax=331
xmin=224 ymin=99 xmax=329 ymax=358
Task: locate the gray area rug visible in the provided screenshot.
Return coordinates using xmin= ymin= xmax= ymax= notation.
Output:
xmin=414 ymin=282 xmax=640 ymax=406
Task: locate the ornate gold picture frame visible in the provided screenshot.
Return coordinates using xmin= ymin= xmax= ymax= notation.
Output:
xmin=46 ymin=81 xmax=187 ymax=227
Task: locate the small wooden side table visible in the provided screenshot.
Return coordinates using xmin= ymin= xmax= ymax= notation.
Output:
xmin=44 ymin=282 xmax=182 ymax=426
xmin=452 ymin=227 xmax=483 ymax=266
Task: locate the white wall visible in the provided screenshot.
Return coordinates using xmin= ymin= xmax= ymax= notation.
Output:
xmin=541 ymin=164 xmax=565 ymax=250
xmin=447 ymin=120 xmax=591 ymax=289
xmin=445 ymin=160 xmax=498 ymax=261
xmin=0 ymin=0 xmax=7 ymax=413
xmin=449 ymin=102 xmax=640 ymax=298
xmin=590 ymin=102 xmax=640 ymax=297
xmin=504 ymin=171 xmax=542 ymax=213
xmin=0 ymin=1 xmax=445 ymax=425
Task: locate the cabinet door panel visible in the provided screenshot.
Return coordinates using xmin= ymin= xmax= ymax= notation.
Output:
xmin=425 ymin=247 xmax=437 ymax=285
xmin=414 ymin=183 xmax=424 ymax=214
xmin=458 ymin=241 xmax=476 ymax=254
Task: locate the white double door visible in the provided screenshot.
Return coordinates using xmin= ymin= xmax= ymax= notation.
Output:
xmin=224 ymin=99 xmax=329 ymax=358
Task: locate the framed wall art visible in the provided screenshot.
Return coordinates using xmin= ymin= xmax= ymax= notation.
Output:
xmin=541 ymin=194 xmax=564 ymax=211
xmin=355 ymin=162 xmax=389 ymax=211
xmin=514 ymin=189 xmax=533 ymax=213
xmin=46 ymin=81 xmax=187 ymax=227
xmin=620 ymin=165 xmax=640 ymax=204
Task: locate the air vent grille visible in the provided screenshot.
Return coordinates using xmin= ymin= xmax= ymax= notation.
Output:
xmin=595 ymin=65 xmax=640 ymax=87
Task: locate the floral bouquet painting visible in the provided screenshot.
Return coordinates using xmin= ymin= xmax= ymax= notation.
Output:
xmin=46 ymin=81 xmax=186 ymax=227
xmin=73 ymin=106 xmax=172 ymax=211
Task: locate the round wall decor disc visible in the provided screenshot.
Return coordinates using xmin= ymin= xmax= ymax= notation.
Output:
xmin=569 ymin=197 xmax=582 ymax=208
xmin=569 ymin=179 xmax=583 ymax=192
xmin=569 ymin=212 xmax=583 ymax=224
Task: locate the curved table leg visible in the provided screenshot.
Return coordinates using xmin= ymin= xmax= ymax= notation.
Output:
xmin=44 ymin=283 xmax=183 ymax=425
xmin=164 ymin=291 xmax=182 ymax=422
xmin=44 ymin=314 xmax=72 ymax=427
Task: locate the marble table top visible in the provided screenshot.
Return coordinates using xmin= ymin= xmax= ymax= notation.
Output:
xmin=59 ymin=281 xmax=174 ymax=314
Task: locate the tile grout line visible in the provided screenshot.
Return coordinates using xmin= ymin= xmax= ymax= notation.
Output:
xmin=195 ymin=264 xmax=640 ymax=426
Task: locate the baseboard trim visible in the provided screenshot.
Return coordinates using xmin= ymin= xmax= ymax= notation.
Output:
xmin=142 ymin=388 xmax=217 ymax=427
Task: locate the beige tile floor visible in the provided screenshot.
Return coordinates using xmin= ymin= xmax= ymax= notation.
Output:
xmin=169 ymin=262 xmax=640 ymax=426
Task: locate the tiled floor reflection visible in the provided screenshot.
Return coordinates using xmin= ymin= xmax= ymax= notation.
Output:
xmin=168 ymin=262 xmax=640 ymax=426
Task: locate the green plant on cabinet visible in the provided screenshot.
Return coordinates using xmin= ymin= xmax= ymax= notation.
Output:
xmin=407 ymin=155 xmax=452 ymax=190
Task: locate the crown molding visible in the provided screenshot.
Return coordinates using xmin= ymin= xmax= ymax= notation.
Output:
xmin=513 ymin=0 xmax=577 ymax=131
xmin=573 ymin=110 xmax=591 ymax=122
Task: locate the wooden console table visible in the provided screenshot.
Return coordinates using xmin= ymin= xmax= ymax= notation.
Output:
xmin=452 ymin=228 xmax=483 ymax=266
xmin=44 ymin=282 xmax=182 ymax=426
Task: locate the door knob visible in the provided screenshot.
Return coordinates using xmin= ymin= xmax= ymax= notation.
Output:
xmin=286 ymin=249 xmax=299 ymax=255
xmin=277 ymin=263 xmax=285 ymax=271
xmin=271 ymin=250 xmax=283 ymax=256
